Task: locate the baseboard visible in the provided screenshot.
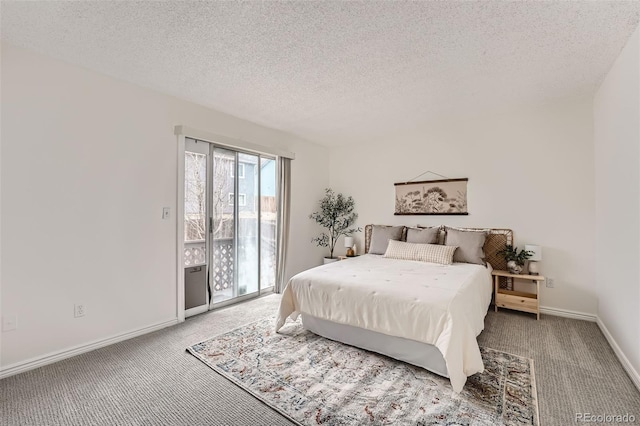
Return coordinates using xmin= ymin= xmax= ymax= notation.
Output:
xmin=596 ymin=317 xmax=640 ymax=392
xmin=539 ymin=305 xmax=597 ymax=322
xmin=0 ymin=318 xmax=178 ymax=379
xmin=185 ymin=304 xmax=208 ymax=318
xmin=516 ymin=306 xmax=639 ymax=391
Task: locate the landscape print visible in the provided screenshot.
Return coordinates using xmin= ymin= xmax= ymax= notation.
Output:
xmin=394 ymin=178 xmax=468 ymax=215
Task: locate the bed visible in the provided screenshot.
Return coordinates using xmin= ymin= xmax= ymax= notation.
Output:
xmin=275 ymin=225 xmax=513 ymax=392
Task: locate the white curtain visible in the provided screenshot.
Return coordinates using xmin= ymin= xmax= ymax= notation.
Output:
xmin=275 ymin=158 xmax=291 ymax=293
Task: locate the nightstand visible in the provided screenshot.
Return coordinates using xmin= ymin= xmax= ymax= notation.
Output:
xmin=337 ymin=255 xmax=359 ymax=260
xmin=492 ymin=270 xmax=545 ymax=320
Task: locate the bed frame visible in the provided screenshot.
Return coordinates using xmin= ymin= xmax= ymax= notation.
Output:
xmin=302 ymin=224 xmax=514 ymax=382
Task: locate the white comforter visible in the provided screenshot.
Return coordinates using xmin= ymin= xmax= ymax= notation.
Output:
xmin=275 ymin=254 xmax=493 ymax=392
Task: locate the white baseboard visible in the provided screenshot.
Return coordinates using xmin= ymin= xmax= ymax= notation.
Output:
xmin=520 ymin=306 xmax=639 ymax=391
xmin=596 ymin=317 xmax=640 ymax=392
xmin=539 ymin=305 xmax=597 ymax=322
xmin=0 ymin=318 xmax=178 ymax=379
xmin=185 ymin=304 xmax=208 ymax=318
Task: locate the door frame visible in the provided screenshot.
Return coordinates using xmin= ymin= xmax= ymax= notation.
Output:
xmin=175 ymin=125 xmax=294 ymax=323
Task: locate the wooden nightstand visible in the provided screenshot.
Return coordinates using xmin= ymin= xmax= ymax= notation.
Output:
xmin=492 ymin=270 xmax=545 ymax=320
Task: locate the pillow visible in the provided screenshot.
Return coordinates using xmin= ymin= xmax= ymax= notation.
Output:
xmin=383 ymin=240 xmax=457 ymax=265
xmin=418 ymin=224 xmax=446 ymax=244
xmin=444 ymin=228 xmax=487 ymax=265
xmin=406 ymin=227 xmax=439 ymax=244
xmin=369 ymin=225 xmax=404 ymax=255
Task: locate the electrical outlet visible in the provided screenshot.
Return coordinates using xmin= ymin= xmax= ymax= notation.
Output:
xmin=546 ymin=278 xmax=555 ymax=288
xmin=162 ymin=207 xmax=170 ymax=220
xmin=2 ymin=315 xmax=17 ymax=332
xmin=74 ymin=304 xmax=86 ymax=318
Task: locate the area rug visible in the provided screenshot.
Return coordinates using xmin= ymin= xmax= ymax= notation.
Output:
xmin=187 ymin=317 xmax=539 ymax=426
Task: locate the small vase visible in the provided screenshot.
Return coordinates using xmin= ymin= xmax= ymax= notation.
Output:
xmin=507 ymin=260 xmax=523 ymax=274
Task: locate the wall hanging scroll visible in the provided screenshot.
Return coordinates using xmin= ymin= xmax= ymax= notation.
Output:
xmin=394 ymin=177 xmax=468 ymax=215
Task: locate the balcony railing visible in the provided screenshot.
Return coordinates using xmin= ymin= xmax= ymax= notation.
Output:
xmin=184 ymin=238 xmax=235 ymax=293
xmin=212 ymin=238 xmax=234 ymax=292
xmin=184 ymin=240 xmax=206 ymax=266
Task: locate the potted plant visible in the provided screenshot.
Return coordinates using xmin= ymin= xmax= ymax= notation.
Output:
xmin=310 ymin=189 xmax=361 ymax=263
xmin=498 ymin=245 xmax=534 ymax=274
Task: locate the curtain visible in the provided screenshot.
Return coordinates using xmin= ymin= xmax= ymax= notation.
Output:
xmin=275 ymin=157 xmax=291 ymax=293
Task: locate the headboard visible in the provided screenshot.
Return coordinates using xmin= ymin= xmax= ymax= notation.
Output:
xmin=363 ymin=224 xmax=513 ymax=272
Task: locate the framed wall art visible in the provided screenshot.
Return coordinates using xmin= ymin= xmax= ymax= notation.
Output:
xmin=394 ymin=178 xmax=468 ymax=215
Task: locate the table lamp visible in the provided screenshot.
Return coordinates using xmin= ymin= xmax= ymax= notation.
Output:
xmin=525 ymin=245 xmax=542 ymax=275
xmin=344 ymin=236 xmax=355 ymax=257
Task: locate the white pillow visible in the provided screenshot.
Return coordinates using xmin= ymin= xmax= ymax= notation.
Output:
xmin=383 ymin=240 xmax=457 ymax=265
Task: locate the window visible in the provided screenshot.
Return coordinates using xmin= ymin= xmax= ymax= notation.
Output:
xmin=184 ymin=152 xmax=207 ymax=242
xmin=231 ymin=163 xmax=245 ymax=179
xmin=228 ymin=193 xmax=246 ymax=206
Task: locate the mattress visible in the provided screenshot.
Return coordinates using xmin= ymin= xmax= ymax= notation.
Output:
xmin=276 ymin=254 xmax=492 ymax=392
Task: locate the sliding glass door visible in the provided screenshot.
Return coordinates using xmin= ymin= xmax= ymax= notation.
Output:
xmin=237 ymin=153 xmax=259 ymax=297
xmin=184 ymin=138 xmax=277 ymax=314
xmin=211 ymin=147 xmax=236 ymax=304
xmin=260 ymin=157 xmax=277 ymax=290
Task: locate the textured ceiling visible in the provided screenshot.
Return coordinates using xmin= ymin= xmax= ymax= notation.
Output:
xmin=2 ymin=1 xmax=639 ymax=147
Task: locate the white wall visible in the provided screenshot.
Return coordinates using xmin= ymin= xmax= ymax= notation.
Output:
xmin=594 ymin=26 xmax=640 ymax=379
xmin=0 ymin=43 xmax=329 ymax=368
xmin=330 ymin=97 xmax=596 ymax=315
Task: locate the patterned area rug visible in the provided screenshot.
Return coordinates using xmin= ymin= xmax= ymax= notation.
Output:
xmin=188 ymin=318 xmax=539 ymax=426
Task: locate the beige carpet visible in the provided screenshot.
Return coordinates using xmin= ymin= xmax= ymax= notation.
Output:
xmin=479 ymin=309 xmax=640 ymax=425
xmin=1 ymin=294 xmax=639 ymax=425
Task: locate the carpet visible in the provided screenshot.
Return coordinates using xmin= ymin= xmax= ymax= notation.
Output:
xmin=188 ymin=317 xmax=539 ymax=426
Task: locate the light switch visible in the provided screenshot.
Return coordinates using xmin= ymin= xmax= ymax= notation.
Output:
xmin=162 ymin=207 xmax=170 ymax=220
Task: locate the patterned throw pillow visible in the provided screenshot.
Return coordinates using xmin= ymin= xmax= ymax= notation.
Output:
xmin=383 ymin=240 xmax=458 ymax=265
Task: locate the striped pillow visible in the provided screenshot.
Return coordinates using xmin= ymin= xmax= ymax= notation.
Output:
xmin=383 ymin=240 xmax=457 ymax=265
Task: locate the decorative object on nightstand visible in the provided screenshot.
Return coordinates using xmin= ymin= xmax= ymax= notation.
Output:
xmin=337 ymin=255 xmax=360 ymax=260
xmin=525 ymin=245 xmax=542 ymax=275
xmin=310 ymin=188 xmax=362 ymax=264
xmin=492 ymin=270 xmax=545 ymax=320
xmin=498 ymin=245 xmax=534 ymax=274
xmin=344 ymin=236 xmax=355 ymax=257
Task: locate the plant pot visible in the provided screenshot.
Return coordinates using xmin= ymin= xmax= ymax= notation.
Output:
xmin=507 ymin=260 xmax=524 ymax=274
xmin=323 ymin=257 xmax=339 ymax=265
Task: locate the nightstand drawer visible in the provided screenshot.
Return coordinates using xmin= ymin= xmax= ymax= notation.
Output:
xmin=496 ymin=291 xmax=538 ymax=313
